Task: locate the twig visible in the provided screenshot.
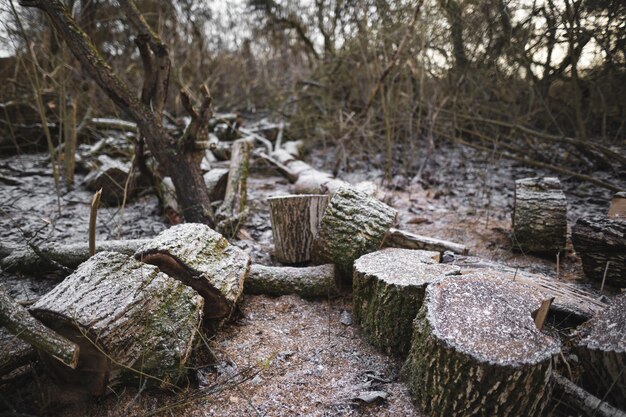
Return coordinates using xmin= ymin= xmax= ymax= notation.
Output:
xmin=89 ymin=189 xmax=102 ymax=256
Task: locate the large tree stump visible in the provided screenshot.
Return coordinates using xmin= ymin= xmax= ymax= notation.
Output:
xmin=512 ymin=177 xmax=567 ymax=254
xmin=312 ymin=187 xmax=397 ymax=278
xmin=268 ymin=194 xmax=329 ymax=264
xmin=572 ymin=215 xmax=626 ymax=288
xmin=353 ymin=248 xmax=459 ymax=357
xmin=402 ymin=273 xmax=561 ymax=417
xmin=575 ymin=294 xmax=626 ymax=410
xmin=245 ymin=264 xmax=339 ymax=298
xmin=30 ymin=252 xmax=204 ymax=395
xmin=135 ymin=224 xmax=249 ymax=323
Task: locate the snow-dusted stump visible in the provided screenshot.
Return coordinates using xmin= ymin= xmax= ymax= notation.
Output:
xmin=575 ymin=294 xmax=626 ymax=410
xmin=312 ymin=187 xmax=397 ymax=278
xmin=245 ymin=264 xmax=339 ymax=298
xmin=268 ymin=194 xmax=329 ymax=264
xmin=135 ymin=224 xmax=249 ymax=322
xmin=402 ymin=273 xmax=561 ymax=417
xmin=572 ymin=215 xmax=626 ymax=288
xmin=352 ymin=248 xmax=459 ymax=357
xmin=512 ymin=177 xmax=567 ymax=254
xmin=30 ymin=252 xmax=203 ymax=395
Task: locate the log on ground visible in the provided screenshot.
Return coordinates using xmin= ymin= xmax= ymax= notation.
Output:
xmin=0 ymin=327 xmax=36 ymax=378
xmin=552 ymin=372 xmax=626 ymax=417
xmin=382 ymin=227 xmax=469 ymax=255
xmin=84 ymin=155 xmax=137 ymax=205
xmin=245 ymin=264 xmax=339 ymax=298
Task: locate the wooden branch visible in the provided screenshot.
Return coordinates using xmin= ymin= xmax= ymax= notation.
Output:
xmin=89 ymin=188 xmax=102 ymax=256
xmin=383 ymin=228 xmax=469 ymax=255
xmin=552 ymin=372 xmax=626 ymax=417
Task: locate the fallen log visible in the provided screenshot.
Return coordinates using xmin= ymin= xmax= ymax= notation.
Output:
xmin=135 ymin=224 xmax=249 ymax=323
xmin=30 ymin=252 xmax=203 ymax=395
xmin=608 ymin=192 xmax=626 ymax=219
xmin=0 ymin=327 xmax=36 ymax=378
xmin=245 ymin=264 xmax=339 ymax=298
xmin=382 ymin=227 xmax=469 ymax=255
xmin=402 ymin=273 xmax=561 ymax=417
xmin=89 ymin=117 xmax=137 ymax=132
xmin=352 ymin=248 xmax=459 ymax=357
xmin=84 ymin=154 xmax=137 ymax=205
xmin=572 ymin=215 xmax=626 ymax=288
xmin=268 ymin=194 xmax=329 ymax=264
xmin=512 ymin=177 xmax=567 ymax=254
xmin=552 ymin=372 xmax=626 ymax=417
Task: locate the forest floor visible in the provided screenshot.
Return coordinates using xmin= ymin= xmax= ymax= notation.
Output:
xmin=0 ymin=139 xmax=623 ymax=416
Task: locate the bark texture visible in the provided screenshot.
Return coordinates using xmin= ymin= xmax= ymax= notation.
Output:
xmin=353 ymin=248 xmax=458 ymax=357
xmin=402 ymin=273 xmax=561 ymax=417
xmin=383 ymin=227 xmax=469 ymax=255
xmin=0 ymin=327 xmax=36 ymax=377
xmin=135 ymin=224 xmax=249 ymax=322
xmin=268 ymin=194 xmax=329 ymax=264
xmin=572 ymin=215 xmax=626 ymax=288
xmin=312 ymin=187 xmax=397 ymax=277
xmin=245 ymin=264 xmax=339 ymax=298
xmin=30 ymin=252 xmax=204 ymax=395
xmin=512 ymin=177 xmax=567 ymax=253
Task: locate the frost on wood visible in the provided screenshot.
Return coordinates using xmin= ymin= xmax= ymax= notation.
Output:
xmin=352 ymin=248 xmax=458 ymax=357
xmin=245 ymin=264 xmax=339 ymax=298
xmin=512 ymin=177 xmax=567 ymax=253
xmin=30 ymin=252 xmax=204 ymax=395
xmin=402 ymin=273 xmax=561 ymax=417
xmin=576 ymin=294 xmax=626 ymax=410
xmin=312 ymin=187 xmax=397 ymax=278
xmin=135 ymin=223 xmax=250 ymax=322
xmin=572 ymin=215 xmax=626 ymax=288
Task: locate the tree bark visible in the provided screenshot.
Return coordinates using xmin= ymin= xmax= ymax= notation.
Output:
xmin=0 ymin=327 xmax=36 ymax=377
xmin=382 ymin=227 xmax=469 ymax=255
xmin=245 ymin=264 xmax=339 ymax=298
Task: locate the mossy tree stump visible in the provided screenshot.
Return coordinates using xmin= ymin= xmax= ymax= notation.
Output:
xmin=402 ymin=273 xmax=561 ymax=417
xmin=353 ymin=248 xmax=459 ymax=357
xmin=30 ymin=252 xmax=204 ymax=395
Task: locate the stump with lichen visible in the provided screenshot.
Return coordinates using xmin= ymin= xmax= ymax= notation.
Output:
xmin=402 ymin=273 xmax=561 ymax=417
xmin=30 ymin=252 xmax=204 ymax=395
xmin=353 ymin=248 xmax=459 ymax=357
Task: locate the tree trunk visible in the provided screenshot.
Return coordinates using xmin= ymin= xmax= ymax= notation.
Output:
xmin=29 ymin=252 xmax=204 ymax=395
xmin=245 ymin=264 xmax=339 ymax=298
xmin=382 ymin=227 xmax=469 ymax=255
xmin=353 ymin=248 xmax=459 ymax=357
xmin=512 ymin=177 xmax=567 ymax=254
xmin=402 ymin=274 xmax=561 ymax=417
xmin=268 ymin=194 xmax=329 ymax=264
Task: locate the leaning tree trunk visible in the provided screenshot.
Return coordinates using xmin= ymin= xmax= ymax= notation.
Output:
xmin=29 ymin=252 xmax=204 ymax=395
xmin=352 ymin=248 xmax=459 ymax=357
xmin=245 ymin=264 xmax=339 ymax=298
xmin=512 ymin=177 xmax=567 ymax=254
xmin=268 ymin=194 xmax=329 ymax=264
xmin=402 ymin=273 xmax=561 ymax=417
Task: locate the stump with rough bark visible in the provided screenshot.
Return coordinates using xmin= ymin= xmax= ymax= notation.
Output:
xmin=135 ymin=223 xmax=249 ymax=323
xmin=353 ymin=248 xmax=459 ymax=357
xmin=402 ymin=273 xmax=561 ymax=417
xmin=30 ymin=252 xmax=204 ymax=395
xmin=576 ymin=294 xmax=626 ymax=410
xmin=572 ymin=215 xmax=626 ymax=288
xmin=512 ymin=177 xmax=567 ymax=254
xmin=312 ymin=187 xmax=397 ymax=278
xmin=268 ymin=194 xmax=329 ymax=264
xmin=245 ymin=264 xmax=338 ymax=298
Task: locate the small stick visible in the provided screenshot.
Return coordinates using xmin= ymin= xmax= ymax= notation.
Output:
xmin=600 ymin=261 xmax=611 ymax=293
xmin=556 ymin=251 xmax=560 ymax=280
xmin=89 ymin=188 xmax=102 ymax=256
xmin=534 ymin=297 xmax=555 ymax=331
xmin=512 ymin=266 xmax=519 ymax=282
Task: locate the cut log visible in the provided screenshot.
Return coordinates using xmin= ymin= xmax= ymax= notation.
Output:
xmin=312 ymin=187 xmax=397 ymax=278
xmin=30 ymin=252 xmax=204 ymax=395
xmin=382 ymin=227 xmax=469 ymax=255
xmin=135 ymin=224 xmax=249 ymax=323
xmin=608 ymin=192 xmax=626 ymax=219
xmin=512 ymin=177 xmax=567 ymax=254
xmin=0 ymin=327 xmax=36 ymax=377
xmin=552 ymin=372 xmax=626 ymax=417
xmin=572 ymin=215 xmax=626 ymax=288
xmin=245 ymin=264 xmax=339 ymax=298
xmin=353 ymin=248 xmax=459 ymax=357
xmin=203 ymin=167 xmax=229 ymax=202
xmin=575 ymin=294 xmax=626 ymax=410
xmin=84 ymin=155 xmax=137 ymax=205
xmin=268 ymin=194 xmax=329 ymax=264
xmin=402 ymin=273 xmax=561 ymax=417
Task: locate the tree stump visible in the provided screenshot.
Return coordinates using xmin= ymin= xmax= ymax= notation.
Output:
xmin=572 ymin=215 xmax=626 ymax=288
xmin=30 ymin=252 xmax=204 ymax=395
xmin=512 ymin=177 xmax=567 ymax=254
xmin=575 ymin=294 xmax=626 ymax=410
xmin=135 ymin=224 xmax=249 ymax=323
xmin=268 ymin=194 xmax=329 ymax=264
xmin=402 ymin=273 xmax=561 ymax=417
xmin=312 ymin=187 xmax=397 ymax=278
xmin=245 ymin=264 xmax=338 ymax=298
xmin=353 ymin=248 xmax=459 ymax=357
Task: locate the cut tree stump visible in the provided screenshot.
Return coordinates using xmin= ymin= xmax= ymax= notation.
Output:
xmin=353 ymin=248 xmax=459 ymax=356
xmin=402 ymin=273 xmax=561 ymax=417
xmin=575 ymin=294 xmax=626 ymax=410
xmin=512 ymin=177 xmax=567 ymax=254
xmin=268 ymin=194 xmax=329 ymax=264
xmin=608 ymin=192 xmax=626 ymax=219
xmin=84 ymin=155 xmax=137 ymax=205
xmin=245 ymin=264 xmax=339 ymax=298
xmin=30 ymin=252 xmax=204 ymax=395
xmin=312 ymin=187 xmax=397 ymax=278
xmin=572 ymin=215 xmax=626 ymax=288
xmin=135 ymin=223 xmax=249 ymax=323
